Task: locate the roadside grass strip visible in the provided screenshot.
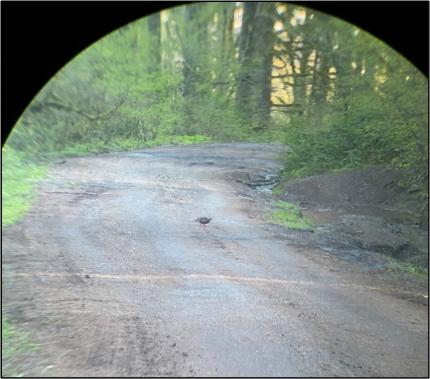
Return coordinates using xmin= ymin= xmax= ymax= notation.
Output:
xmin=2 ymin=319 xmax=39 ymax=377
xmin=267 ymin=200 xmax=314 ymax=231
xmin=2 ymin=148 xmax=47 ymax=226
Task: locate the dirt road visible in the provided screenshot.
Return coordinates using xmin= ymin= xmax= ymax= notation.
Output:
xmin=2 ymin=143 xmax=428 ymax=377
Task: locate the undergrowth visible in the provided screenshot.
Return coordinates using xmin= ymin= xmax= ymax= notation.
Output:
xmin=52 ymin=134 xmax=213 ymax=158
xmin=2 ymin=147 xmax=48 ymax=226
xmin=2 ymin=318 xmax=39 ymax=377
xmin=386 ymin=259 xmax=428 ymax=277
xmin=267 ymin=200 xmax=314 ymax=231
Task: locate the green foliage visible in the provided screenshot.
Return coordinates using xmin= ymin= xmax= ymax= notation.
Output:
xmin=271 ymin=184 xmax=285 ymax=197
xmin=269 ymin=7 xmax=428 ymax=215
xmin=267 ymin=201 xmax=314 ymax=231
xmin=2 ymin=147 xmax=47 ymax=226
xmin=169 ymin=135 xmax=212 ymax=145
xmin=283 ymin=57 xmax=428 ymax=202
xmin=2 ymin=319 xmax=38 ymax=358
xmin=5 ymin=3 xmax=250 ymax=157
xmin=2 ymin=318 xmax=39 ymax=377
xmin=386 ymin=259 xmax=428 ymax=277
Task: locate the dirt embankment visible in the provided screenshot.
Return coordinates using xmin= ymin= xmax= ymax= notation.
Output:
xmin=276 ymin=166 xmax=428 ymax=272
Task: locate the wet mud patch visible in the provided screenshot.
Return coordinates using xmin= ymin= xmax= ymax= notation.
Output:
xmin=234 ymin=172 xmax=280 ymax=191
xmin=188 ymin=161 xmax=215 ymax=166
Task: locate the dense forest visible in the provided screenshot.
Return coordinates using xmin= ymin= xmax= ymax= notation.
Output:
xmin=4 ymin=2 xmax=428 ymax=212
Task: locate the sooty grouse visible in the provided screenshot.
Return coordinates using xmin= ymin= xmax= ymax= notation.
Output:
xmin=195 ymin=217 xmax=212 ymax=225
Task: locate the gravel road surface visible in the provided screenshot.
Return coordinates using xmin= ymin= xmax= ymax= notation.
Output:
xmin=2 ymin=144 xmax=428 ymax=377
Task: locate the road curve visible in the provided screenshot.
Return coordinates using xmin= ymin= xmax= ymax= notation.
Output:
xmin=2 ymin=143 xmax=428 ymax=377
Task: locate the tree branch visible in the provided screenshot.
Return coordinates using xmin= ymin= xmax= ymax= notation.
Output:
xmin=32 ymin=92 xmax=126 ymax=121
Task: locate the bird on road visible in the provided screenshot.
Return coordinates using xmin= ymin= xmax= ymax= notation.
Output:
xmin=196 ymin=217 xmax=212 ymax=226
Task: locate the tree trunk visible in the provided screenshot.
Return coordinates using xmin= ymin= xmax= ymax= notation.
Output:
xmin=253 ymin=2 xmax=275 ymax=130
xmin=236 ymin=2 xmax=275 ymax=130
xmin=310 ymin=50 xmax=331 ymax=105
xmin=148 ymin=13 xmax=161 ymax=71
xmin=236 ymin=2 xmax=258 ymax=115
xmin=182 ymin=6 xmax=199 ymax=98
xmin=182 ymin=5 xmax=208 ymax=98
xmin=221 ymin=3 xmax=235 ymax=62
